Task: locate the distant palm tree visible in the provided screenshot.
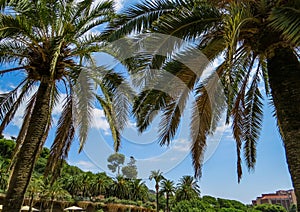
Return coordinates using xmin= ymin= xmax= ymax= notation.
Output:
xmin=129 ymin=179 xmax=148 ymax=201
xmin=26 ymin=175 xmax=44 ymax=212
xmin=0 ymin=0 xmax=132 ymax=210
xmin=176 ymin=176 xmax=200 ymax=201
xmin=112 ymin=175 xmax=130 ymax=199
xmin=106 ymin=0 xmax=300 ymax=208
xmin=62 ymin=175 xmax=82 ymax=199
xmin=79 ymin=173 xmax=93 ymax=198
xmin=149 ymin=170 xmax=165 ymax=212
xmin=41 ymin=179 xmax=70 ymax=212
xmin=91 ymin=173 xmax=111 ymax=197
xmin=160 ymin=179 xmax=175 ymax=212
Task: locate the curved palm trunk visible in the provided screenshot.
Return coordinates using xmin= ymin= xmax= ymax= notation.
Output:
xmin=3 ymin=80 xmax=52 ymax=212
xmin=267 ymin=48 xmax=300 ymax=210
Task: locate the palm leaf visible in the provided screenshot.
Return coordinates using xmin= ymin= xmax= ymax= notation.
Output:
xmin=45 ymin=95 xmax=75 ymax=178
xmin=191 ymin=64 xmax=226 ymax=177
xmin=74 ymin=68 xmax=94 ymax=152
xmin=243 ymin=68 xmax=263 ymax=171
xmin=0 ymin=79 xmax=34 ymax=134
xmin=269 ymin=7 xmax=300 ymax=46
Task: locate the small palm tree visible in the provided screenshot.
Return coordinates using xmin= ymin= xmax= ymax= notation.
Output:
xmin=112 ymin=175 xmax=130 ymax=199
xmin=160 ymin=179 xmax=175 ymax=212
xmin=149 ymin=170 xmax=165 ymax=212
xmin=91 ymin=173 xmax=111 ymax=197
xmin=0 ymin=0 xmax=132 ymax=211
xmin=129 ymin=179 xmax=148 ymax=201
xmin=26 ymin=175 xmax=44 ymax=212
xmin=176 ymin=176 xmax=200 ymax=201
xmin=62 ymin=175 xmax=82 ymax=199
xmin=41 ymin=179 xmax=70 ymax=212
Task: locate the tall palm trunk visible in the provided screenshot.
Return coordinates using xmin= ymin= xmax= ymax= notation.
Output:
xmin=3 ymin=79 xmax=53 ymax=212
xmin=155 ymin=184 xmax=159 ymax=212
xmin=29 ymin=192 xmax=34 ymax=212
xmin=267 ymin=48 xmax=300 ymax=210
xmin=166 ymin=193 xmax=170 ymax=212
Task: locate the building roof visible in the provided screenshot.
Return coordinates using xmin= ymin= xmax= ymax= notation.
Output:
xmin=261 ymin=195 xmax=290 ymax=200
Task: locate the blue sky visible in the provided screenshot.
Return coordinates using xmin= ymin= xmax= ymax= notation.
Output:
xmin=0 ymin=0 xmax=293 ymax=205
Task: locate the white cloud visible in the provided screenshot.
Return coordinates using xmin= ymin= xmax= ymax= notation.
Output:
xmin=73 ymin=160 xmax=99 ymax=172
xmin=172 ymin=138 xmax=191 ymax=152
xmin=3 ymin=132 xmax=17 ymax=139
xmin=91 ymin=108 xmax=110 ymax=134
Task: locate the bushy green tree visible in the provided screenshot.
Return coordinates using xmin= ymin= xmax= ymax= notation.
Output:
xmin=172 ymin=199 xmax=215 ymax=212
xmin=107 ymin=153 xmax=125 ymax=175
xmin=122 ymin=156 xmax=138 ymax=179
xmin=0 ymin=138 xmax=15 ymax=158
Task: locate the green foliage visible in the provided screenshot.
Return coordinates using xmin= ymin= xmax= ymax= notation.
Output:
xmin=107 ymin=153 xmax=125 ymax=175
xmin=289 ymin=204 xmax=297 ymax=212
xmin=122 ymin=156 xmax=138 ymax=179
xmin=0 ymin=138 xmax=15 ymax=158
xmin=172 ymin=199 xmax=215 ymax=211
xmin=254 ymin=204 xmax=287 ymax=212
xmin=202 ymin=196 xmax=219 ymax=207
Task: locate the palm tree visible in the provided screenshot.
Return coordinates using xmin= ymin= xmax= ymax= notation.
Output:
xmin=112 ymin=175 xmax=130 ymax=199
xmin=26 ymin=175 xmax=43 ymax=212
xmin=106 ymin=0 xmax=300 ymax=208
xmin=160 ymin=179 xmax=175 ymax=212
xmin=91 ymin=173 xmax=111 ymax=197
xmin=149 ymin=170 xmax=165 ymax=212
xmin=176 ymin=176 xmax=200 ymax=201
xmin=41 ymin=179 xmax=70 ymax=212
xmin=0 ymin=0 xmax=133 ymax=210
xmin=62 ymin=175 xmax=82 ymax=199
xmin=129 ymin=179 xmax=148 ymax=201
xmin=79 ymin=172 xmax=93 ymax=199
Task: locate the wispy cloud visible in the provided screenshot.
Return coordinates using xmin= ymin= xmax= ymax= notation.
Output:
xmin=72 ymin=160 xmax=99 ymax=172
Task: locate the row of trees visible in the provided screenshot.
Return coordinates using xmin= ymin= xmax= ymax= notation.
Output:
xmin=0 ymin=138 xmax=295 ymax=212
xmin=0 ymin=0 xmax=299 ymax=211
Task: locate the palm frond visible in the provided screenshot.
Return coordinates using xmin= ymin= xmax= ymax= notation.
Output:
xmin=96 ymin=94 xmax=121 ymax=151
xmin=8 ymin=92 xmax=36 ymax=177
xmin=74 ymin=68 xmax=94 ymax=152
xmin=243 ymin=67 xmax=263 ymax=171
xmin=104 ymin=0 xmax=177 ymax=41
xmin=0 ymin=66 xmax=27 ymax=75
xmin=269 ymin=7 xmax=300 ymax=46
xmin=230 ymin=54 xmax=256 ymax=182
xmin=0 ymin=79 xmax=27 ymax=122
xmin=133 ymin=89 xmax=170 ymax=133
xmin=45 ymin=95 xmax=75 ymax=178
xmin=191 ymin=64 xmax=226 ymax=178
xmin=0 ymin=79 xmax=34 ymax=134
xmin=153 ymin=2 xmax=221 ymax=41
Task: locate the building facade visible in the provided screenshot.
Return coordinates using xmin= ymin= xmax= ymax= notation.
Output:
xmin=252 ymin=189 xmax=296 ymax=210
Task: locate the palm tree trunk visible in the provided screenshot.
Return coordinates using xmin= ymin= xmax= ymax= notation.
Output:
xmin=166 ymin=193 xmax=169 ymax=212
xmin=29 ymin=193 xmax=34 ymax=212
xmin=267 ymin=48 xmax=300 ymax=210
xmin=3 ymin=80 xmax=52 ymax=212
xmin=155 ymin=184 xmax=159 ymax=212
